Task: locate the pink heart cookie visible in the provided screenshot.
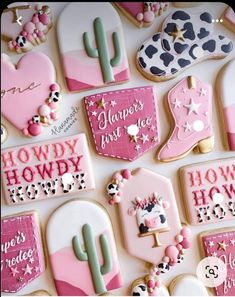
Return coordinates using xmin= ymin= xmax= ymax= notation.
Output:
xmin=84 ymin=86 xmax=160 ymax=161
xmin=1 ymin=52 xmax=62 ymax=137
xmin=1 ymin=212 xmax=45 ymax=293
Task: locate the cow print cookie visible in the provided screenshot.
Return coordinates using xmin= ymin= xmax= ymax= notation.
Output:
xmin=199 ymin=227 xmax=235 ymax=296
xmin=1 ymin=2 xmax=52 ymax=54
xmin=114 ymin=2 xmax=169 ymax=28
xmin=84 ymin=86 xmax=160 ymax=161
xmin=1 ymin=211 xmax=45 ymax=293
xmin=57 ymin=2 xmax=130 ymax=92
xmin=47 ymin=199 xmax=122 ymax=296
xmin=106 ymin=168 xmax=191 ymax=272
xmin=1 ymin=52 xmax=62 ymax=137
xmin=1 ymin=133 xmax=95 ymax=205
xmin=179 ymin=157 xmax=235 ymax=226
xmin=136 ymin=10 xmax=233 ymax=81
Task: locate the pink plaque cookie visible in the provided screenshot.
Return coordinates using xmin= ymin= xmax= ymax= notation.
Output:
xmin=1 ymin=212 xmax=45 ymax=293
xmin=1 ymin=52 xmax=62 ymax=137
xmin=200 ymin=227 xmax=235 ymax=296
xmin=1 ymin=133 xmax=95 ymax=205
xmin=179 ymin=158 xmax=235 ymax=226
xmin=84 ymin=86 xmax=160 ymax=161
xmin=114 ymin=2 xmax=169 ymax=28
xmin=158 ymin=76 xmax=214 ymax=162
xmin=47 ymin=199 xmax=122 ymax=296
xmin=1 ymin=2 xmax=52 ymax=54
xmin=57 ymin=2 xmax=130 ymax=92
xmin=106 ymin=168 xmax=191 ymax=272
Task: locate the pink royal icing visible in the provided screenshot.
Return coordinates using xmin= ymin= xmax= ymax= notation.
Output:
xmin=180 ymin=158 xmax=235 ymax=226
xmin=1 ymin=212 xmax=45 ymax=293
xmin=84 ymin=86 xmax=160 ymax=161
xmin=1 ymin=134 xmax=95 ymax=205
xmin=201 ymin=228 xmax=235 ymax=296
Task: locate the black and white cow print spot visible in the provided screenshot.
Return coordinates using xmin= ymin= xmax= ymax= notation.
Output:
xmin=183 ymin=22 xmax=195 ymax=40
xmin=73 ymin=173 xmax=86 ymax=190
xmin=158 ymin=262 xmax=170 ymax=273
xmin=26 ymin=184 xmax=39 ymax=200
xmin=174 ymin=42 xmax=188 ymax=54
xmin=200 ymin=12 xmax=212 ymax=23
xmin=39 ymin=179 xmax=58 ymax=195
xmin=212 ymin=204 xmax=226 ymax=220
xmin=177 ymin=255 xmax=184 ymax=263
xmin=139 ymin=223 xmax=149 ymax=234
xmin=132 ymin=284 xmax=148 ymax=296
xmin=197 ymin=28 xmax=210 ymax=39
xmin=49 ymin=91 xmax=60 ymax=103
xmin=106 ymin=182 xmax=119 ymax=197
xmin=202 ymin=39 xmax=216 ymax=52
xmin=150 ymin=66 xmax=165 ymax=76
xmin=163 ymin=39 xmax=170 ymax=51
xmin=228 ymin=201 xmax=235 ymax=216
xmin=164 ymin=22 xmax=176 ymax=35
xmin=152 ymin=33 xmax=160 ymax=42
xmin=172 ymin=11 xmax=190 ymax=21
xmin=221 ymin=42 xmax=233 ymax=53
xmin=138 ymin=57 xmax=146 ymax=68
xmin=145 ymin=45 xmax=158 ymax=59
xmin=160 ymin=52 xmax=174 ymax=66
xmin=16 ymin=35 xmax=27 ymax=47
xmin=178 ymin=58 xmax=191 ymax=68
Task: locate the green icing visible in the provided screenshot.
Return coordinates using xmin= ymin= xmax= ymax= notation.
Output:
xmin=83 ymin=17 xmax=122 ymax=83
xmin=72 ymin=224 xmax=112 ymax=295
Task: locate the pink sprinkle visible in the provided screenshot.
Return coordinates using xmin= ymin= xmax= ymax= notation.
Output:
xmin=50 ymin=83 xmax=58 ymax=91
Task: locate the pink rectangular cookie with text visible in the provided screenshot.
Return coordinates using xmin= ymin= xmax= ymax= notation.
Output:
xmin=1 ymin=212 xmax=45 ymax=293
xmin=179 ymin=158 xmax=235 ymax=226
xmin=84 ymin=86 xmax=160 ymax=161
xmin=1 ymin=133 xmax=95 ymax=205
xmin=200 ymin=227 xmax=235 ymax=296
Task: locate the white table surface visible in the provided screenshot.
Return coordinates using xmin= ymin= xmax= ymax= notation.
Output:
xmin=1 ymin=2 xmax=235 ymax=296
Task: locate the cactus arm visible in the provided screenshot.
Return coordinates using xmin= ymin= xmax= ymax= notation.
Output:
xmin=83 ymin=32 xmax=98 ymax=58
xmin=110 ymin=32 xmax=121 ymax=67
xmin=100 ymin=234 xmax=112 ymax=275
xmin=72 ymin=235 xmax=88 ymax=261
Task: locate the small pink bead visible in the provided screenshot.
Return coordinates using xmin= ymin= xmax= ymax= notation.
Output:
xmin=143 ymin=11 xmax=155 ymax=23
xmin=155 ymin=280 xmax=161 ymax=288
xmin=136 ymin=12 xmax=144 ymax=21
xmin=147 ymin=279 xmax=155 ymax=288
xmin=176 ymin=244 xmax=183 ymax=251
xmin=50 ymin=112 xmax=57 ymax=120
xmin=181 ymin=239 xmax=191 ymax=249
xmin=28 ymin=123 xmax=42 ymax=136
xmin=15 ymin=45 xmax=20 ymax=50
xmin=48 ymin=102 xmax=57 ymax=110
xmin=113 ymin=172 xmax=122 ymax=181
xmin=162 ymin=256 xmax=170 ymax=263
xmin=162 ymin=201 xmax=170 ymax=209
xmin=22 ymin=128 xmax=29 ymax=136
xmin=38 ymin=104 xmax=51 ymax=116
xmin=113 ymin=196 xmax=121 ymax=203
xmin=175 ymin=234 xmax=184 ymax=243
xmin=50 ymin=83 xmax=58 ymax=91
xmin=180 ymin=227 xmax=191 ymax=238
xmin=37 ymin=30 xmax=43 ymax=37
xmin=122 ymin=169 xmax=131 ymax=179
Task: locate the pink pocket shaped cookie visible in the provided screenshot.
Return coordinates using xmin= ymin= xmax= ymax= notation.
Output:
xmin=1 ymin=2 xmax=52 ymax=54
xmin=1 ymin=52 xmax=62 ymax=137
xmin=57 ymin=2 xmax=130 ymax=92
xmin=179 ymin=158 xmax=235 ymax=226
xmin=47 ymin=199 xmax=122 ymax=296
xmin=1 ymin=212 xmax=45 ymax=293
xmin=1 ymin=134 xmax=95 ymax=205
xmin=106 ymin=168 xmax=191 ymax=273
xmin=84 ymin=86 xmax=160 ymax=161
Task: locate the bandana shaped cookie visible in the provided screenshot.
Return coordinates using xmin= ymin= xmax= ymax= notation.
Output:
xmin=137 ymin=10 xmax=233 ymax=81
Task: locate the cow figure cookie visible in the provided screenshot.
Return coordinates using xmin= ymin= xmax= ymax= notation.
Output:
xmin=1 ymin=52 xmax=62 ymax=137
xmin=1 ymin=2 xmax=52 ymax=53
xmin=1 ymin=134 xmax=95 ymax=205
xmin=106 ymin=168 xmax=191 ymax=274
xmin=47 ymin=199 xmax=122 ymax=296
xmin=57 ymin=2 xmax=130 ymax=92
xmin=84 ymin=86 xmax=160 ymax=161
xmin=1 ymin=212 xmax=45 ymax=293
xmin=114 ymin=2 xmax=169 ymax=28
xmin=136 ymin=10 xmax=233 ymax=81
xmin=158 ymin=76 xmax=214 ymax=162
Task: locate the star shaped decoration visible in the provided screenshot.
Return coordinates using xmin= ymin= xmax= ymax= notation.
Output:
xmin=135 ymin=144 xmax=141 ymax=151
xmin=10 ymin=267 xmax=19 ymax=277
xmin=151 ymin=136 xmax=159 ymax=142
xmin=218 ymin=241 xmax=228 ymax=251
xmin=208 ymin=241 xmax=214 ymax=247
xmin=129 ymin=134 xmax=139 ymax=143
xmin=34 ymin=266 xmax=40 ymax=273
xmin=22 ymin=264 xmax=33 ymax=275
xmin=91 ymin=111 xmax=97 ymax=117
xmin=199 ymin=88 xmax=207 ymax=96
xmin=230 ymin=239 xmax=235 ymax=246
xmin=18 ymin=277 xmax=24 ymax=282
xmin=182 ymin=121 xmax=191 ymax=132
xmin=172 ymin=98 xmax=181 ymax=109
xmin=148 ymin=124 xmax=155 ymax=132
xmin=96 ymin=97 xmax=107 ymax=109
xmin=169 ymin=24 xmax=187 ymax=42
xmin=211 ymin=252 xmax=217 ymax=257
xmin=110 ymin=100 xmax=117 ymax=108
xmin=88 ymin=101 xmax=94 ymax=107
xmin=184 ymin=98 xmax=201 ymax=115
xmin=28 ymin=257 xmax=34 ymax=264
xmin=140 ymin=134 xmax=149 ymax=144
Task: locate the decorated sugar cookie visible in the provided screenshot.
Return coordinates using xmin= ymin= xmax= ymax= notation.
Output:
xmin=199 ymin=227 xmax=235 ymax=296
xmin=216 ymin=58 xmax=235 ymax=151
xmin=84 ymin=86 xmax=160 ymax=161
xmin=106 ymin=168 xmax=191 ymax=272
xmin=114 ymin=2 xmax=169 ymax=28
xmin=57 ymin=2 xmax=130 ymax=92
xmin=221 ymin=6 xmax=235 ymax=33
xmin=136 ymin=10 xmax=233 ymax=81
xmin=1 ymin=2 xmax=52 ymax=54
xmin=1 ymin=133 xmax=95 ymax=205
xmin=1 ymin=212 xmax=45 ymax=293
xmin=179 ymin=158 xmax=235 ymax=226
xmin=1 ymin=52 xmax=62 ymax=137
xmin=1 ymin=124 xmax=8 ymax=144
xmin=158 ymin=76 xmax=214 ymax=162
xmin=46 ymin=199 xmax=122 ymax=296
